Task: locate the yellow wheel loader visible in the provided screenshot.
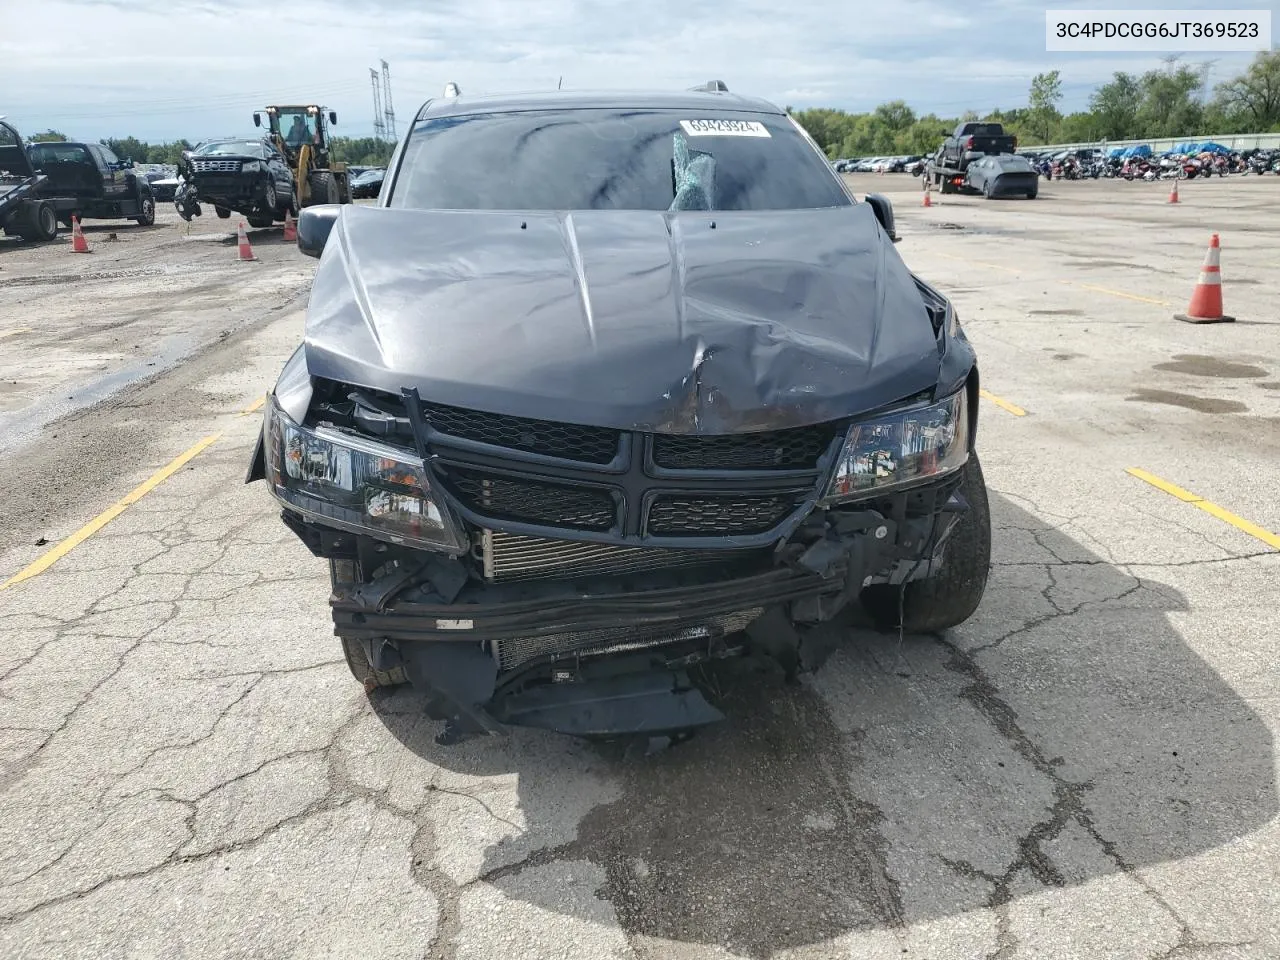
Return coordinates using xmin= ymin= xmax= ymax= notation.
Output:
xmin=253 ymin=105 xmax=352 ymax=209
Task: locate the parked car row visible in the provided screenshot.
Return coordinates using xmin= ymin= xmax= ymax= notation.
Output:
xmin=833 ymin=155 xmax=923 ymax=174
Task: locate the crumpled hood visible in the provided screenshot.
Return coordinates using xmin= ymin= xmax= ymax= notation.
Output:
xmin=303 ymin=203 xmax=942 ymax=433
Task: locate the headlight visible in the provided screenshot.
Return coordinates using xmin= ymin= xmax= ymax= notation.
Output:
xmin=824 ymin=390 xmax=969 ymax=502
xmin=264 ymin=395 xmax=464 ymax=552
xmin=241 ymin=160 xmax=262 ymax=173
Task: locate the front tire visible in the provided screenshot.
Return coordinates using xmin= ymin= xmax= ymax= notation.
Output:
xmin=215 ymin=205 xmax=232 ymax=219
xmin=331 ymin=560 xmax=407 ymax=689
xmin=308 ymin=170 xmax=339 ymax=206
xmin=260 ymin=179 xmax=277 ymax=216
xmin=861 ymin=454 xmax=992 ymax=633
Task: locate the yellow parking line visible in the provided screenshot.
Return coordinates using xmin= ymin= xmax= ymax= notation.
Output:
xmin=1 ymin=433 xmax=223 ymax=590
xmin=1058 ymin=279 xmax=1171 ymax=306
xmin=1126 ymin=468 xmax=1280 ymax=550
xmin=933 ymin=251 xmax=1023 ymax=274
xmin=0 ymin=327 xmax=32 ymax=340
xmin=978 ymin=389 xmax=1027 ymax=417
xmin=238 ymin=394 xmax=265 ymax=416
xmin=931 ymin=252 xmax=1169 ymax=306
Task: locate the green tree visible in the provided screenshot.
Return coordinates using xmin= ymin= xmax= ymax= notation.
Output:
xmin=29 ymin=129 xmax=68 ymax=142
xmin=1089 ymin=72 xmax=1142 ymax=140
xmin=873 ymin=100 xmax=916 ymax=132
xmin=329 ymin=136 xmax=394 ymax=166
xmin=101 ymin=136 xmax=150 ymax=163
xmin=1214 ymin=50 xmax=1280 ymax=131
xmin=1027 ymin=70 xmax=1063 ymax=142
xmin=147 ymin=140 xmax=193 ymax=165
xmin=1136 ymin=65 xmax=1203 ymax=138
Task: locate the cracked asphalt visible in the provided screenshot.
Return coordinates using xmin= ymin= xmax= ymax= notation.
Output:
xmin=1 ymin=177 xmax=1277 ymax=959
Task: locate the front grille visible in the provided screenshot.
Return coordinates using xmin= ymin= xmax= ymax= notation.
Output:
xmin=444 ymin=467 xmax=615 ymax=530
xmin=652 ymin=424 xmax=839 ymax=471
xmin=647 ymin=494 xmax=800 ymax=536
xmin=191 ymin=159 xmax=241 ymax=173
xmin=481 ymin=530 xmax=752 ymax=582
xmin=493 ymin=608 xmax=763 ymax=672
xmin=423 ymin=401 xmax=619 ymax=464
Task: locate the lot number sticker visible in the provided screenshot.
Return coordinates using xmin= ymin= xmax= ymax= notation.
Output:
xmin=679 ymin=119 xmax=771 ymax=138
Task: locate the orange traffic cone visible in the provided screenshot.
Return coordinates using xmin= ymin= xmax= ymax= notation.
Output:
xmin=1175 ymin=234 xmax=1233 ymax=324
xmin=1168 ymin=178 xmax=1180 ymax=203
xmin=282 ymin=210 xmax=297 ymax=242
xmin=922 ymin=181 xmax=933 ymax=208
xmin=70 ymin=216 xmax=91 ymax=253
xmin=236 ymin=221 xmax=257 ymax=261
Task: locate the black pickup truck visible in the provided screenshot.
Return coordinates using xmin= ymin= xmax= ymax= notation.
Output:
xmin=25 ymin=139 xmax=156 ymax=227
xmin=935 ymin=122 xmax=1017 ymax=174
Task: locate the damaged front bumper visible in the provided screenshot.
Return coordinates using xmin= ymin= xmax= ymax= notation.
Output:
xmin=175 ymin=178 xmax=272 ymax=220
xmin=308 ymin=491 xmax=964 ymax=741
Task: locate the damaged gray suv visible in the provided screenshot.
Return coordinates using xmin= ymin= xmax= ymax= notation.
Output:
xmin=246 ymin=83 xmax=990 ymax=742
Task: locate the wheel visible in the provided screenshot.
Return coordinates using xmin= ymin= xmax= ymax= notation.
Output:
xmin=308 ymin=170 xmax=338 ymax=206
xmin=19 ymin=202 xmax=59 ymax=241
xmin=860 ymin=454 xmax=992 ymax=633
xmin=1026 ymin=188 xmax=1038 ymax=199
xmin=132 ymin=191 xmax=155 ymax=226
xmin=981 ymin=179 xmax=993 ymax=199
xmin=215 ymin=206 xmax=231 ymax=219
xmin=331 ymin=560 xmax=407 ymax=689
xmin=246 ymin=214 xmax=273 ymax=228
xmin=260 ymin=179 xmax=277 ymax=215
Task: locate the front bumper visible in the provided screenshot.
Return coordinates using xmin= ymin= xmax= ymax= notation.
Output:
xmin=180 ymin=176 xmax=272 ymax=212
xmin=316 ymin=487 xmax=964 ymax=740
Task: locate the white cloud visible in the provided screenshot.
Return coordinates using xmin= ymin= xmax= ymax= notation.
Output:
xmin=0 ymin=0 xmax=1268 ymax=141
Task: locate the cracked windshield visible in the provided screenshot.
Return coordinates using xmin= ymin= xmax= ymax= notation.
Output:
xmin=1 ymin=2 xmax=1277 ymax=959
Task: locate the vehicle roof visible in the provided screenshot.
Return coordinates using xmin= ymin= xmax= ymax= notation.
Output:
xmin=415 ymin=89 xmax=785 ymax=122
xmin=27 ymin=140 xmax=93 ymax=148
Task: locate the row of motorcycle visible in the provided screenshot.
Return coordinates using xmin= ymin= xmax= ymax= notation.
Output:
xmin=1030 ymin=149 xmax=1280 ymax=181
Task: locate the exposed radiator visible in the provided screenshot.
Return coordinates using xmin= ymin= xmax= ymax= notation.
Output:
xmin=479 ymin=530 xmax=745 ymax=583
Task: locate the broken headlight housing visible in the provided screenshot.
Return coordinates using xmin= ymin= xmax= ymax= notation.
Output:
xmin=823 ymin=389 xmax=969 ymax=502
xmin=263 ymin=395 xmax=464 ymax=552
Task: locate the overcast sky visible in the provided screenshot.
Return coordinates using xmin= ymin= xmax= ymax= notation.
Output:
xmin=1 ymin=0 xmax=1274 ymax=143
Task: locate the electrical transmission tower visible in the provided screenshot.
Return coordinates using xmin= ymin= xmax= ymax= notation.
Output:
xmin=370 ymin=68 xmax=387 ymax=140
xmin=1196 ymin=59 xmax=1220 ymax=103
xmin=381 ymin=60 xmax=397 ymax=141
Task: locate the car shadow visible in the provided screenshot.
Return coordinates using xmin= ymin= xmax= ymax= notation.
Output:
xmin=367 ymin=492 xmax=1276 ymax=956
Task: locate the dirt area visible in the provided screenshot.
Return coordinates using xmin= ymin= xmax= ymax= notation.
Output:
xmin=0 ymin=208 xmax=312 ymax=453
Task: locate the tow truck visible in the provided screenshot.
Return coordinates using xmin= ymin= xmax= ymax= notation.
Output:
xmin=0 ymin=118 xmax=59 ymax=241
xmin=926 ymin=121 xmax=1018 ymax=195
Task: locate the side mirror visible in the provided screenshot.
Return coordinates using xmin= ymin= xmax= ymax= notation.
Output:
xmin=329 ymin=111 xmax=338 ymax=126
xmin=297 ymin=204 xmax=341 ymax=258
xmin=863 ymin=193 xmax=898 ymax=243
xmin=253 ymin=113 xmax=262 ymax=128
